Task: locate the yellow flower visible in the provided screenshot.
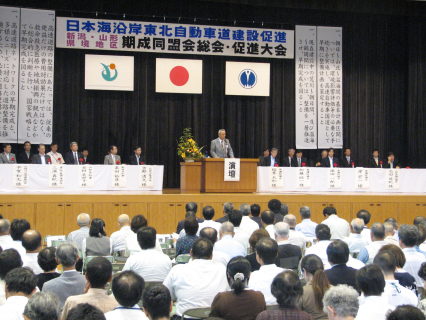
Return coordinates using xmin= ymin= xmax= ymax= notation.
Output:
xmin=181 ymin=153 xmax=186 ymax=158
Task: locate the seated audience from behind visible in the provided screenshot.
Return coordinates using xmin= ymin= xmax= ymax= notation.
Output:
xmin=210 ymin=257 xmax=266 ymax=320
xmin=295 ymin=206 xmax=318 ymax=239
xmin=21 ymin=230 xmax=43 ymax=275
xmin=176 ymin=202 xmax=203 ymax=233
xmin=42 ymin=242 xmax=86 ymax=310
xmin=357 ymin=209 xmax=372 ymax=243
xmin=357 ymin=222 xmax=387 ymax=264
xmin=373 ymin=251 xmax=417 ymax=307
xmin=199 ymin=227 xmax=230 ymax=267
xmin=385 ymin=217 xmax=399 ymax=240
xmin=239 ymin=203 xmax=259 ymax=237
xmin=246 ymin=229 xmax=270 ymax=272
xmin=261 ymin=210 xmax=276 ymax=238
xmin=105 ymin=270 xmax=146 ymax=320
xmin=123 ymin=226 xmax=172 ymax=282
xmin=197 ymin=206 xmax=221 ymax=236
xmin=216 ymin=202 xmax=234 ymax=224
xmin=279 ymin=203 xmax=289 ymax=217
xmin=163 ymin=238 xmax=229 ymax=319
xmin=177 ymin=211 xmax=196 ymax=238
xmin=229 ymin=210 xmax=250 ymax=250
xmin=343 ymin=218 xmax=369 ymax=253
xmin=321 ymin=206 xmax=350 ymax=240
xmin=273 ymin=222 xmax=302 ymax=271
xmin=0 ymin=249 xmax=23 ymax=306
xmin=416 ymin=223 xmax=426 ymax=258
xmin=297 ymin=254 xmax=331 ymax=320
xmin=416 ymin=262 xmax=426 ymax=316
xmin=36 ymin=247 xmax=60 ymax=290
xmin=61 ymin=257 xmax=118 ymax=319
xmin=284 ymin=214 xmax=306 ymax=249
xmin=322 ymin=285 xmax=359 ymax=320
xmin=387 ymin=305 xmax=426 ymax=320
xmin=248 ymin=237 xmax=284 ymax=304
xmin=0 ymin=219 xmax=26 ymax=254
xmin=142 ymin=284 xmax=172 ymax=320
xmin=82 ymin=218 xmax=110 ymax=260
xmin=256 ymin=270 xmax=312 ymax=320
xmin=10 ymin=218 xmax=30 ymax=256
xmin=67 ymin=213 xmax=90 ymax=252
xmin=384 ymin=222 xmax=400 ymax=247
xmin=305 ymin=224 xmax=332 ymax=266
xmin=0 ymin=267 xmax=37 ymax=319
xmin=214 ymin=221 xmax=246 ymax=259
xmin=109 ymin=214 xmax=133 ymax=256
xmin=175 ymin=217 xmax=199 ymax=257
xmin=66 ymin=303 xmax=106 ymax=320
xmin=267 ymin=199 xmax=284 ymax=223
xmin=355 ymin=265 xmax=395 ymax=320
xmin=325 ymin=240 xmax=358 ymax=289
xmin=250 ymin=204 xmax=262 ymax=228
xmin=125 ymin=214 xmax=162 ymax=257
xmin=23 ymin=292 xmax=60 ymax=320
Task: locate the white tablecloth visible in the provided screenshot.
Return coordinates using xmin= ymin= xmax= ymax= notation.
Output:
xmin=257 ymin=167 xmax=426 ymax=193
xmin=0 ymin=164 xmax=164 ymax=192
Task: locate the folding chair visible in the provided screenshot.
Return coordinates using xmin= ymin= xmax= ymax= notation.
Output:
xmin=51 ymin=240 xmax=67 ymax=248
xmin=43 ymin=235 xmax=66 ymax=248
xmin=181 ymin=307 xmax=211 ymax=320
xmin=175 ymin=254 xmax=191 ymax=264
xmin=266 ymin=304 xmax=279 ymax=310
xmin=111 ymin=262 xmax=125 ymax=274
xmin=82 ymin=256 xmax=114 ymax=274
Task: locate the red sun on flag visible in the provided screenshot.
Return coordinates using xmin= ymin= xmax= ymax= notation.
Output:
xmin=169 ymin=66 xmax=189 ymax=86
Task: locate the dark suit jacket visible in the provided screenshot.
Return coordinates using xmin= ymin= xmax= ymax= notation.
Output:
xmin=264 ymin=155 xmax=279 ymax=167
xmin=82 ymin=156 xmax=92 ymax=164
xmin=128 ymin=154 xmax=145 ymax=165
xmin=251 ymin=216 xmax=263 ymax=228
xmin=282 ymin=157 xmax=298 ymax=167
xmin=17 ymin=152 xmax=34 ymax=164
xmin=32 ymin=154 xmax=52 ymax=164
xmin=275 ymin=243 xmax=302 ymax=269
xmin=274 ymin=213 xmax=284 ymax=223
xmin=294 ymin=157 xmax=308 ymax=167
xmin=258 ymin=156 xmax=267 ymax=166
xmin=325 ymin=264 xmax=358 ymax=289
xmin=64 ymin=151 xmax=85 ymax=165
xmin=246 ymin=252 xmax=261 ymax=271
xmin=383 ymin=159 xmax=401 ymax=168
xmin=215 ymin=216 xmax=229 ymax=224
xmin=341 ymin=157 xmax=357 ymax=168
xmin=176 ymin=217 xmax=204 ymax=234
xmin=321 ymin=157 xmax=339 ymax=168
xmin=366 ymin=157 xmax=380 ymax=168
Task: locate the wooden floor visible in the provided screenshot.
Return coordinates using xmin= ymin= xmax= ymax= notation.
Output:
xmin=1 ymin=189 xmax=425 ymax=239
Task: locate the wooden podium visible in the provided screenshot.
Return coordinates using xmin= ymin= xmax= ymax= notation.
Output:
xmin=201 ymin=158 xmax=258 ymax=193
xmin=180 ymin=162 xmax=202 ymax=193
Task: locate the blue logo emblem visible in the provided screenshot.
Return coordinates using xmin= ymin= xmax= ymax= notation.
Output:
xmin=101 ymin=63 xmax=118 ymax=81
xmin=238 ymin=69 xmax=257 ymax=89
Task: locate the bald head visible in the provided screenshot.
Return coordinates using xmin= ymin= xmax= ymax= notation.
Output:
xmin=118 ymin=214 xmax=130 ymax=227
xmin=283 ymin=214 xmax=296 ymax=227
xmin=351 ymin=218 xmax=365 ymax=234
xmin=0 ymin=219 xmax=10 ymax=235
xmin=77 ymin=213 xmax=90 ymax=227
xmin=220 ymin=222 xmax=234 ymax=239
xmin=22 ymin=230 xmax=42 ymax=252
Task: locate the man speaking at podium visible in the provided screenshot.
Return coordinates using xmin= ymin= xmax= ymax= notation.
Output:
xmin=210 ymin=129 xmax=235 ymax=158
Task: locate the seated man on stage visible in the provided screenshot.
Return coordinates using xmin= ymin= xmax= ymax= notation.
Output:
xmin=258 ymin=148 xmax=269 ymax=166
xmin=383 ymin=152 xmax=401 ymax=169
xmin=17 ymin=141 xmax=34 ymax=163
xmin=104 ymin=145 xmax=121 ymax=165
xmin=341 ymin=148 xmax=356 ymax=167
xmin=366 ymin=149 xmax=381 ymax=168
xmin=32 ymin=144 xmax=52 ymax=164
xmin=128 ymin=146 xmax=145 ymax=165
xmin=316 ymin=149 xmax=328 ymax=166
xmin=47 ymin=143 xmax=65 ymax=164
xmin=64 ymin=142 xmax=85 ymax=165
xmin=264 ymin=148 xmax=279 ymax=167
xmin=210 ymin=129 xmax=234 ymax=158
xmin=321 ymin=148 xmax=339 ymax=167
xmin=283 ymin=148 xmax=297 ymax=167
xmin=0 ymin=143 xmax=16 ymax=164
xmin=295 ymin=149 xmax=307 ymax=167
xmin=82 ymin=147 xmax=90 ymax=164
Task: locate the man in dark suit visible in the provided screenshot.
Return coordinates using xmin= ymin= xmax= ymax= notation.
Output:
xmin=383 ymin=152 xmax=401 ymax=169
xmin=274 ymin=222 xmax=302 ymax=270
xmin=268 ymin=199 xmax=284 ymax=223
xmin=250 ymin=204 xmax=262 ymax=228
xmin=176 ymin=202 xmax=204 ymax=234
xmin=341 ymin=148 xmax=356 ymax=167
xmin=32 ymin=144 xmax=52 ymax=164
xmin=324 ymin=240 xmax=358 ymax=290
xmin=294 ymin=150 xmax=308 ymax=167
xmin=321 ymin=148 xmax=339 ymax=167
xmin=282 ymin=148 xmax=297 ymax=167
xmin=81 ymin=147 xmax=91 ymax=164
xmin=316 ymin=150 xmax=328 ymax=167
xmin=64 ymin=142 xmax=85 ymax=165
xmin=258 ymin=148 xmax=269 ymax=166
xmin=128 ymin=146 xmax=145 ymax=165
xmin=17 ymin=141 xmax=34 ymax=163
xmin=366 ymin=149 xmax=381 ymax=168
xmin=263 ymin=148 xmax=279 ymax=167
xmin=215 ymin=202 xmax=234 ymax=223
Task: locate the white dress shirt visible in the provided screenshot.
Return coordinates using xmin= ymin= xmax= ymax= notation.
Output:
xmin=304 ymin=240 xmax=332 ymax=266
xmin=383 ymin=280 xmax=418 ymax=307
xmin=265 ymin=224 xmax=275 ymax=239
xmin=12 ymin=240 xmax=26 ymax=257
xmin=163 ymin=259 xmax=229 ymax=316
xmin=361 ymin=228 xmax=372 ymax=244
xmin=47 ymin=151 xmax=65 ymax=164
xmin=325 ymin=256 xmax=365 ymax=270
xmin=0 ymin=280 xmax=5 ymax=306
xmin=385 ymin=236 xmax=400 ymax=247
xmin=39 ymin=154 xmax=46 ymax=164
xmin=355 ymin=295 xmax=395 ymax=320
xmin=110 ymin=226 xmax=134 ymax=254
xmin=122 ymin=248 xmax=172 ymax=282
xmin=197 ymin=219 xmax=221 ymax=236
xmin=0 ymin=296 xmax=29 ymax=320
xmin=233 ymin=227 xmax=250 ymax=250
xmin=124 ymin=234 xmax=162 ymax=257
xmin=0 ymin=235 xmax=25 ymax=257
xmin=67 ymin=226 xmax=90 ymax=251
xmin=212 ymin=250 xmax=231 ymax=268
xmin=214 ymin=235 xmax=246 ymax=259
xmin=249 ymin=264 xmax=286 ymax=304
xmin=295 ymin=219 xmax=318 ymax=238
xmin=343 ymin=233 xmax=369 ymax=252
xmin=239 ymin=216 xmax=259 ymax=237
xmin=105 ymin=304 xmax=148 ymax=320
xmin=403 ymin=247 xmax=426 ymax=287
xmin=321 ymin=215 xmax=350 ymax=240
xmin=288 ymin=229 xmax=306 ymax=249
xmin=22 ymin=252 xmax=43 ymax=275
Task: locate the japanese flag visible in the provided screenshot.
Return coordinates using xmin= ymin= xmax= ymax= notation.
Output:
xmin=156 ymin=58 xmax=202 ymax=94
xmin=225 ymin=61 xmax=270 ymax=96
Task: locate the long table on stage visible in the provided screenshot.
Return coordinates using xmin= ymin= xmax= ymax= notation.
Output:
xmin=257 ymin=167 xmax=426 ymax=193
xmin=0 ymin=164 xmax=164 ymax=192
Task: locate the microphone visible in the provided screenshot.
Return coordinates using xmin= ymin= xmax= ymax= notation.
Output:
xmin=225 ymin=139 xmax=229 ymax=155
xmin=302 ymin=162 xmax=306 ymax=167
xmin=334 ymin=163 xmax=337 ymax=168
xmin=79 ymin=158 xmax=83 ymax=164
xmin=116 ymin=160 xmax=120 ymax=165
xmin=379 ymin=161 xmax=383 ymax=168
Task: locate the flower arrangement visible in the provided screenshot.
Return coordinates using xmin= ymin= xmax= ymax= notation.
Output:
xmin=177 ymin=128 xmax=204 ymax=160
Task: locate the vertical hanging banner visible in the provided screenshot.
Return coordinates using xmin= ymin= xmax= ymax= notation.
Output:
xmin=224 ymin=158 xmax=240 ymax=181
xmin=49 ymin=165 xmax=64 ymax=187
xmin=297 ymin=167 xmax=311 ymax=188
xmin=317 ymin=27 xmax=343 ymax=149
xmin=112 ymin=165 xmax=127 ymax=187
xmin=386 ymin=169 xmax=400 ymax=189
xmin=355 ymin=168 xmax=369 ymax=189
xmin=269 ymin=167 xmax=283 ymax=188
xmin=327 ymin=168 xmax=341 ymax=189
xmin=295 ymin=26 xmax=317 ymax=149
xmin=0 ymin=7 xmax=20 ymax=142
xmin=139 ymin=165 xmax=154 ymax=188
xmin=79 ymin=165 xmax=94 ymax=188
xmin=13 ymin=164 xmax=29 ymax=187
xmin=18 ymin=8 xmax=55 ymax=144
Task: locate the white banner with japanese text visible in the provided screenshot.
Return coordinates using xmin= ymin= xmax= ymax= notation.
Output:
xmin=112 ymin=165 xmax=127 ymax=187
xmin=13 ymin=164 xmax=29 ymax=187
xmin=139 ymin=165 xmax=154 ymax=188
xmin=224 ymin=158 xmax=240 ymax=181
xmin=355 ymin=168 xmax=369 ymax=189
xmin=386 ymin=169 xmax=400 ymax=189
xmin=268 ymin=167 xmax=283 ymax=188
xmin=327 ymin=168 xmax=341 ymax=189
xmin=78 ymin=165 xmax=94 ymax=188
xmin=56 ymin=17 xmax=294 ymax=59
xmin=49 ymin=165 xmax=64 ymax=187
xmin=297 ymin=167 xmax=311 ymax=188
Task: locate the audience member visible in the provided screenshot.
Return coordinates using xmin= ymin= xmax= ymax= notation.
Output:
xmin=177 ymin=212 xmax=196 ymax=238
xmin=21 ymin=230 xmax=43 ymax=275
xmin=250 ymin=204 xmax=263 ymax=228
xmin=417 ymin=262 xmax=426 ymax=316
xmin=104 ymin=270 xmax=146 ymax=320
xmin=123 ymin=227 xmax=172 ymax=281
xmin=229 ymin=210 xmax=250 ymax=249
xmin=67 ymin=213 xmax=90 ymax=252
xmin=42 ymin=242 xmax=86 ymax=309
xmin=355 ymin=265 xmax=395 ymax=319
xmin=210 ymin=257 xmax=266 ymax=320
xmin=216 ymin=202 xmax=234 ymax=223
xmin=280 ymin=203 xmax=289 ymax=217
xmin=385 ymin=218 xmax=399 ymax=240
xmin=82 ymin=218 xmax=110 ymax=260
xmin=199 ymin=227 xmax=230 ymax=267
xmin=297 ymin=254 xmax=330 ymax=320
xmin=23 ymin=292 xmax=60 ymax=320
xmin=305 ymin=224 xmax=332 ymax=266
xmin=214 ymin=222 xmax=246 ymax=259
xmin=197 ymin=206 xmax=221 ymax=236
xmin=295 ymin=206 xmax=318 ymax=238
xmin=109 ymin=214 xmax=133 ymax=256
xmin=163 ymin=238 xmax=229 ymax=319
xmin=284 ymin=214 xmax=306 ymax=249
xmin=416 ymin=223 xmax=426 ymax=258
xmin=142 ymin=284 xmax=171 ymax=320
xmin=175 ymin=217 xmax=199 ymax=257
xmin=249 ymin=237 xmax=284 ymax=304
xmin=261 ymin=210 xmax=276 ymax=238
xmin=0 ymin=219 xmax=26 ymax=253
xmin=61 ymin=257 xmax=118 ymax=319
xmin=256 ymin=270 xmax=313 ymax=320
xmin=268 ymin=199 xmax=284 ymax=223
xmin=321 ymin=207 xmax=350 ymax=240
xmin=36 ymin=247 xmax=60 ymax=290
xmin=10 ymin=219 xmax=30 ymax=256
xmin=273 ymin=222 xmax=302 ymax=270
xmin=239 ymin=203 xmax=259 ymax=237
xmin=66 ymin=303 xmax=106 ymax=320
xmin=176 ymin=202 xmax=203 ymax=233
xmin=344 ymin=218 xmax=369 ymax=253
xmin=0 ymin=248 xmax=23 ymax=306
xmin=387 ymin=305 xmax=425 ymax=320
xmin=325 ymin=240 xmax=358 ymax=289
xmin=125 ymin=214 xmax=161 ymax=256
xmin=357 ymin=209 xmax=372 ymax=243
xmin=357 ymin=222 xmax=387 ymax=264
xmin=246 ymin=229 xmax=270 ymax=271
xmin=322 ymin=285 xmax=359 ymax=320
xmin=384 ymin=222 xmax=400 ymax=247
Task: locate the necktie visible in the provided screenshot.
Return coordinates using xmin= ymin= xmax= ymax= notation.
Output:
xmin=298 ymin=158 xmax=301 ymax=167
xmin=330 ymin=158 xmax=333 ymax=168
xmin=289 ymin=157 xmax=292 ymax=167
xmin=221 ymin=140 xmax=225 ymax=154
xmin=390 ymin=162 xmax=393 ymax=169
xmin=74 ymin=152 xmax=78 ymax=165
xmin=137 ymin=156 xmax=139 ymax=165
xmin=375 ymin=159 xmax=378 ymax=166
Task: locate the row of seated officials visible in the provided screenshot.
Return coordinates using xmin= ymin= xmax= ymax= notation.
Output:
xmin=0 ymin=198 xmax=426 ymax=320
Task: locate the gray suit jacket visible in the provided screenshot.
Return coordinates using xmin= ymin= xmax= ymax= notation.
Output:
xmin=104 ymin=154 xmax=121 ymax=165
xmin=0 ymin=152 xmax=16 ymax=164
xmin=210 ymin=138 xmax=234 ymax=158
xmin=32 ymin=154 xmax=52 ymax=164
xmin=42 ymin=270 xmax=86 ymax=309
